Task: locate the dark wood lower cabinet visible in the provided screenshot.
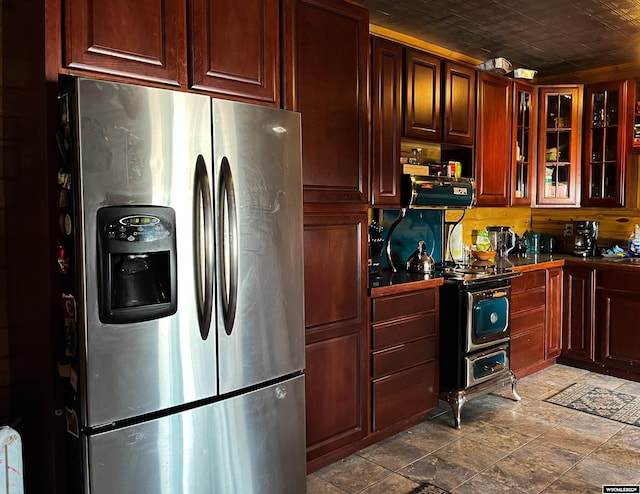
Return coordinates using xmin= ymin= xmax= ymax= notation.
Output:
xmin=597 ymin=269 xmax=640 ymax=373
xmin=370 ymin=287 xmax=440 ymax=434
xmin=510 ymin=266 xmax=564 ymax=378
xmin=510 ymin=270 xmax=546 ymax=377
xmin=560 ymin=263 xmax=640 ymax=382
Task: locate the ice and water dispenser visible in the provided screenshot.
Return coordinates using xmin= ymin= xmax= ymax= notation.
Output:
xmin=97 ymin=206 xmax=177 ymax=323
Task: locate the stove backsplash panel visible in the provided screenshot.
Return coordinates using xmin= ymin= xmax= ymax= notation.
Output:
xmin=380 ymin=209 xmax=444 ymax=268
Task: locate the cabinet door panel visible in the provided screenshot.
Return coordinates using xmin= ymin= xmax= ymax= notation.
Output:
xmin=65 ymin=0 xmax=185 ymax=86
xmin=582 ymin=81 xmax=627 ymax=207
xmin=562 ymin=265 xmax=595 ymax=362
xmin=443 ymin=61 xmax=475 ymax=145
xmin=511 ymin=81 xmax=537 ymax=205
xmin=303 ymin=213 xmax=366 ymax=334
xmin=598 ymin=291 xmax=640 ymax=370
xmin=545 ymin=267 xmax=563 ymax=359
xmin=404 ymin=48 xmax=441 ymax=141
xmin=537 ymin=85 xmax=583 ymax=206
xmin=371 ymin=37 xmax=403 ymax=206
xmin=476 ymin=71 xmax=512 ymax=206
xmin=283 ymin=0 xmax=369 ymax=204
xmin=305 ymin=334 xmax=364 ymax=452
xmin=189 ymin=0 xmax=279 ymax=104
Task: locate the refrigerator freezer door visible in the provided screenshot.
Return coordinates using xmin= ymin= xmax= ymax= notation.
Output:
xmin=86 ymin=375 xmax=306 ymax=494
xmin=212 ymin=100 xmax=305 ymax=394
xmin=75 ymin=79 xmax=218 ymax=427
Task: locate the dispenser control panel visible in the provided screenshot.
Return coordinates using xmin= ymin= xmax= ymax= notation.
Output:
xmin=105 ymin=215 xmax=172 ymax=243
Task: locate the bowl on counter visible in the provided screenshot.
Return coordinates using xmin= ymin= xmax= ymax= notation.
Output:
xmin=471 ymin=250 xmax=496 ymax=261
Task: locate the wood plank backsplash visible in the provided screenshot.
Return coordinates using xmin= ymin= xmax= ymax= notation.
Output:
xmin=445 ymin=207 xmax=532 ymax=247
xmin=531 ymin=207 xmax=640 ymax=252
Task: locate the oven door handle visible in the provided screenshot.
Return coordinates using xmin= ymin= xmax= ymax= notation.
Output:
xmin=483 ymin=362 xmax=505 ymax=373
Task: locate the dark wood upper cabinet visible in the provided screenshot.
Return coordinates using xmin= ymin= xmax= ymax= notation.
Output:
xmin=443 ymin=61 xmax=475 ymax=146
xmin=582 ymin=80 xmax=627 ymax=207
xmin=403 ymin=48 xmax=441 ymax=141
xmin=370 ymin=37 xmax=403 ymax=207
xmin=65 ymin=0 xmax=186 ymax=86
xmin=475 ymin=70 xmax=512 ymax=206
xmin=189 ymin=0 xmax=279 ymax=104
xmin=282 ymin=0 xmax=369 ymax=204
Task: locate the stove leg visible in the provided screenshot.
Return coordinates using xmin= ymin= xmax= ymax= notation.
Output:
xmin=442 ymin=390 xmax=467 ymax=429
xmin=509 ymin=371 xmax=522 ymax=402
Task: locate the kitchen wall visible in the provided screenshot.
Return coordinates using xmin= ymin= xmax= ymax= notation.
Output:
xmin=0 ymin=3 xmax=10 ymax=421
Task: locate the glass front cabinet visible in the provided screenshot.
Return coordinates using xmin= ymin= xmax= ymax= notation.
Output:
xmin=537 ymin=85 xmax=583 ymax=206
xmin=582 ymin=81 xmax=627 ymax=207
xmin=511 ymin=81 xmax=536 ymax=205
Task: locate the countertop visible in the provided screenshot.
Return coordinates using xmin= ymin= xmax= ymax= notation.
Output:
xmin=369 ymin=252 xmax=640 ymax=296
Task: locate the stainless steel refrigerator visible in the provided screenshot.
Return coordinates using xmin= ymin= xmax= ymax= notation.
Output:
xmin=58 ymin=77 xmax=306 ymax=493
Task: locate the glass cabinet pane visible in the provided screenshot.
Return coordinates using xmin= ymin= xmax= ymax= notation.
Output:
xmin=558 ymin=94 xmax=572 ymax=128
xmin=512 ymin=86 xmax=534 ymax=204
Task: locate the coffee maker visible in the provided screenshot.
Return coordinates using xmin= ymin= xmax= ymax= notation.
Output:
xmin=573 ymin=220 xmax=599 ymax=257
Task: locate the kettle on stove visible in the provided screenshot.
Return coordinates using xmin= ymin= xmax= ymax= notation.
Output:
xmin=406 ymin=240 xmax=434 ymax=274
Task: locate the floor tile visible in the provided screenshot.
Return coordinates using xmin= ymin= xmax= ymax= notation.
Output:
xmin=314 ymin=455 xmax=393 ymax=493
xmin=539 ymin=475 xmax=602 ymax=493
xmin=358 ymin=434 xmax=429 ymax=471
xmin=463 ymin=423 xmax=533 ymax=453
xmin=397 ymin=454 xmax=476 ymax=491
xmin=563 ymin=456 xmax=640 ymax=487
xmin=307 ymin=474 xmax=349 ymax=494
xmin=450 ymin=473 xmax=527 ymax=493
xmin=481 ymin=455 xmax=560 ymax=494
xmin=508 ymin=437 xmax=583 ymax=474
xmin=431 ymin=437 xmax=505 ymax=473
xmin=537 ymin=423 xmax=607 ymax=455
xmin=358 ymin=473 xmax=420 ymax=494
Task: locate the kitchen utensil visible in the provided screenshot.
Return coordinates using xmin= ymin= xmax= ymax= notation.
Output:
xmin=406 ymin=240 xmax=434 ymax=273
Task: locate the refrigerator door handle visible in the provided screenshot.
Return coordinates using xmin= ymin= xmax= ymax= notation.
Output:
xmin=218 ymin=157 xmax=238 ymax=335
xmin=194 ymin=155 xmax=214 ymax=339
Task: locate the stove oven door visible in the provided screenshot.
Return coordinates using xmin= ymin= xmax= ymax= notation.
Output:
xmin=465 ymin=285 xmax=510 ymax=352
xmin=464 ymin=344 xmax=509 ymax=388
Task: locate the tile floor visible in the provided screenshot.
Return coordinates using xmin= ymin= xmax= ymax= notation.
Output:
xmin=307 ymin=365 xmax=640 ymax=493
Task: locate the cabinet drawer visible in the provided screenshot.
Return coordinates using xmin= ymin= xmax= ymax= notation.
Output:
xmin=511 ymin=287 xmax=545 ymax=313
xmin=372 ymin=336 xmax=436 ymax=378
xmin=372 ymin=312 xmax=436 ymax=350
xmin=511 ymin=327 xmax=545 ymax=373
xmin=511 ymin=306 xmax=545 ymax=334
xmin=372 ymin=289 xmax=436 ymax=322
xmin=511 ymin=270 xmax=545 ymax=292
xmin=598 ymin=269 xmax=640 ymax=291
xmin=372 ymin=361 xmax=437 ymax=431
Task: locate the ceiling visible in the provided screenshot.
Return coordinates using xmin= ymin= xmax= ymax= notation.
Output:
xmin=361 ymin=0 xmax=640 ymax=78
